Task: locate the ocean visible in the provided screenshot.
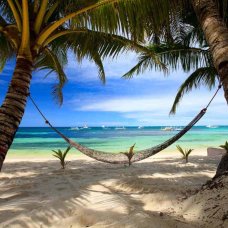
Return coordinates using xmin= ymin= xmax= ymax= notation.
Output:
xmin=8 ymin=126 xmax=228 ymax=157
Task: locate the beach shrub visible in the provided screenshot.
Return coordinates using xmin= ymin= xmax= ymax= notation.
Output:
xmin=122 ymin=143 xmax=136 ymax=166
xmin=219 ymin=141 xmax=228 ymax=153
xmin=176 ymin=145 xmax=194 ymax=163
xmin=52 ymin=146 xmax=72 ymax=169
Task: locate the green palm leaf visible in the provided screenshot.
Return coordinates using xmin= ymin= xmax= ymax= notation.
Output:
xmin=170 ymin=66 xmax=218 ymax=114
xmin=52 ymin=146 xmax=71 ymax=169
xmin=220 ymin=141 xmax=228 ymax=153
xmin=35 ymin=48 xmax=68 ymax=105
xmin=176 ymin=145 xmax=185 ymax=157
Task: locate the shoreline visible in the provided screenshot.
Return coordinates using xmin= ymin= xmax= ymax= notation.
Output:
xmin=5 ymin=147 xmax=209 ymax=160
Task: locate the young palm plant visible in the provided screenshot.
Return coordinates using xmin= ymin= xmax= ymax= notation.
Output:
xmin=219 ymin=141 xmax=228 ymax=153
xmin=122 ymin=143 xmax=136 ymax=166
xmin=52 ymin=146 xmax=71 ymax=169
xmin=176 ymin=145 xmax=194 ymax=163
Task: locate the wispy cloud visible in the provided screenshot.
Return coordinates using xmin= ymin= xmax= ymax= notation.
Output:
xmin=76 ymin=92 xmax=224 ymax=113
xmin=68 ymin=89 xmax=228 ymax=125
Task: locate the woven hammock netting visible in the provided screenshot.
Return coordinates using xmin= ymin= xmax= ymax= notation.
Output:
xmin=29 ymin=84 xmax=221 ymax=165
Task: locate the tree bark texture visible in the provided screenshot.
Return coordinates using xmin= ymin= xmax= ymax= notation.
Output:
xmin=192 ymin=0 xmax=228 ymax=101
xmin=0 ymin=57 xmax=32 ymax=171
xmin=192 ymin=0 xmax=228 ymax=177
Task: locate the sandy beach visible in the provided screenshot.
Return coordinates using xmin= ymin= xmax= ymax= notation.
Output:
xmin=1 ymin=149 xmax=227 ymax=228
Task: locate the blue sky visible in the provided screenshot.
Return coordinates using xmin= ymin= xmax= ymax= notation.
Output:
xmin=0 ymin=51 xmax=227 ymax=127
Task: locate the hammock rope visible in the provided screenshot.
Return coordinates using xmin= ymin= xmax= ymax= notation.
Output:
xmin=28 ymin=84 xmax=222 ymax=164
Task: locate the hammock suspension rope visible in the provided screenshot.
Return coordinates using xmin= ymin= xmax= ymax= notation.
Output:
xmin=28 ymin=84 xmax=222 ymax=164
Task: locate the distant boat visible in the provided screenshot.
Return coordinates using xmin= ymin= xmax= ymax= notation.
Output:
xmin=174 ymin=127 xmax=183 ymax=131
xmin=115 ymin=126 xmax=126 ymax=130
xmin=70 ymin=127 xmax=79 ymax=130
xmin=161 ymin=127 xmax=174 ymax=131
xmin=138 ymin=126 xmax=144 ymax=129
xmin=206 ymin=125 xmax=218 ymax=129
xmin=81 ymin=124 xmax=90 ymax=129
xmin=102 ymin=125 xmax=109 ymax=129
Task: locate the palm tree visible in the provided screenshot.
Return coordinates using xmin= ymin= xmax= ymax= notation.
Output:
xmin=0 ymin=0 xmax=168 ymax=171
xmin=1 ymin=1 xmax=228 ymax=173
xmin=123 ymin=0 xmax=228 ymax=110
xmin=122 ymin=0 xmax=228 ymax=177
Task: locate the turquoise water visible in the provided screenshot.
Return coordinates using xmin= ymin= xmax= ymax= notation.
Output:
xmin=8 ymin=126 xmax=228 ymax=157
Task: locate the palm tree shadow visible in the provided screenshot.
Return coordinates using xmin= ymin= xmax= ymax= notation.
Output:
xmin=0 ymin=155 xmax=220 ymax=227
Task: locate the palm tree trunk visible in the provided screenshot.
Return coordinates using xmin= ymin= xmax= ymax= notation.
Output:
xmin=0 ymin=57 xmax=32 ymax=171
xmin=192 ymin=0 xmax=228 ymax=178
xmin=192 ymin=0 xmax=228 ymax=101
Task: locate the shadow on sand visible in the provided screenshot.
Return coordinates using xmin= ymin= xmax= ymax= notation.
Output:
xmin=0 ymin=155 xmax=221 ymax=227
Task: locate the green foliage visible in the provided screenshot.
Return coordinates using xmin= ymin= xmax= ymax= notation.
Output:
xmin=170 ymin=66 xmax=217 ymax=114
xmin=122 ymin=14 xmax=219 ymax=114
xmin=122 ymin=143 xmax=136 ymax=166
xmin=52 ymin=146 xmax=72 ymax=169
xmin=219 ymin=141 xmax=228 ymax=153
xmin=0 ymin=0 xmax=170 ymax=105
xmin=1 ymin=0 xmax=227 ymax=107
xmin=176 ymin=145 xmax=194 ymax=163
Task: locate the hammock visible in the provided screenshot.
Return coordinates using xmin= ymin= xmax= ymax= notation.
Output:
xmin=29 ymin=84 xmax=221 ymax=165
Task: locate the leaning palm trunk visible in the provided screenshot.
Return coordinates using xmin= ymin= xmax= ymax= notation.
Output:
xmin=0 ymin=57 xmax=33 ymax=171
xmin=192 ymin=0 xmax=228 ymax=100
xmin=192 ymin=0 xmax=228 ymax=177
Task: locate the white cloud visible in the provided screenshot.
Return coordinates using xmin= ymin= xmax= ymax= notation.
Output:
xmin=70 ymin=89 xmax=228 ymax=125
xmin=77 ymin=92 xmax=224 ymax=113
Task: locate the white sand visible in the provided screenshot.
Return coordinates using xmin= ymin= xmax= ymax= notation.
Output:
xmin=0 ymin=149 xmax=227 ymax=228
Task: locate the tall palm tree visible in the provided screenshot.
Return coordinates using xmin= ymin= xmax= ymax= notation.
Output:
xmin=0 ymin=0 xmax=168 ymax=171
xmin=1 ymin=1 xmax=228 ymax=172
xmin=123 ymin=0 xmax=228 ymax=177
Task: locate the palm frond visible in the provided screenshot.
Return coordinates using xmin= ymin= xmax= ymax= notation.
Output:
xmin=35 ymin=47 xmax=68 ymax=105
xmin=186 ymin=149 xmax=194 ymax=156
xmin=220 ymin=141 xmax=228 ymax=153
xmin=52 ymin=146 xmax=71 ymax=169
xmin=176 ymin=145 xmax=193 ymax=163
xmin=170 ymin=66 xmax=218 ymax=114
xmin=176 ymin=145 xmax=185 ymax=157
xmin=123 ymin=42 xmax=211 ymax=79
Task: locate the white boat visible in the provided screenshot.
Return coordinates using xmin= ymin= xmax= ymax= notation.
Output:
xmin=102 ymin=125 xmax=109 ymax=129
xmin=81 ymin=124 xmax=90 ymax=129
xmin=174 ymin=127 xmax=183 ymax=131
xmin=115 ymin=126 xmax=126 ymax=130
xmin=70 ymin=127 xmax=79 ymax=130
xmin=206 ymin=125 xmax=218 ymax=129
xmin=138 ymin=126 xmax=144 ymax=129
xmin=161 ymin=127 xmax=174 ymax=131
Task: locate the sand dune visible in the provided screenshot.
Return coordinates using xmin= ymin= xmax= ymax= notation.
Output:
xmin=0 ymin=151 xmax=227 ymax=227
